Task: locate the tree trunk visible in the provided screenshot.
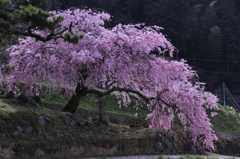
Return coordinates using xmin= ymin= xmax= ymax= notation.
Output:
xmin=62 ymin=83 xmax=87 ymax=113
xmin=96 ymin=96 xmax=108 ymax=125
xmin=97 ymin=97 xmax=104 ymax=122
xmin=5 ymin=91 xmax=14 ymax=99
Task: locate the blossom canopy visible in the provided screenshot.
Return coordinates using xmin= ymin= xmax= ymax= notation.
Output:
xmin=6 ymin=9 xmax=218 ymax=150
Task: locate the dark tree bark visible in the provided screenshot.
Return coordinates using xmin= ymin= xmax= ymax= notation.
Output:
xmin=5 ymin=91 xmax=14 ymax=99
xmin=32 ymin=95 xmax=42 ymax=104
xmin=96 ymin=97 xmax=103 ymax=122
xmin=96 ymin=96 xmax=108 ymax=125
xmin=62 ymin=83 xmax=87 ymax=113
xmin=17 ymin=93 xmax=29 ymax=103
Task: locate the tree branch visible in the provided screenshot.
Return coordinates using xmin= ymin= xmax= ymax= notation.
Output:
xmin=86 ymin=86 xmax=176 ymax=113
xmin=18 ymin=29 xmax=66 ymax=42
xmin=87 ymin=87 xmax=151 ymax=102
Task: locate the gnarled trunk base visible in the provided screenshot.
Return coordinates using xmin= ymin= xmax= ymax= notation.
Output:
xmin=62 ymin=94 xmax=81 ymax=113
xmin=62 ymin=83 xmax=87 ymax=113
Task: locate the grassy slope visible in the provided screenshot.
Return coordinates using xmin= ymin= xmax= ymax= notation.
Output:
xmin=212 ymin=106 xmax=240 ymax=134
xmin=43 ymin=94 xmax=148 ymax=118
xmin=0 ymin=97 xmax=240 ymax=158
xmin=42 ymin=94 xmax=240 ymax=134
xmin=3 ymin=96 xmax=239 ymax=135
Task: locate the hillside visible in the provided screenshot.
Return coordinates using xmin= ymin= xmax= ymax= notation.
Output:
xmin=0 ymin=96 xmax=239 ymax=158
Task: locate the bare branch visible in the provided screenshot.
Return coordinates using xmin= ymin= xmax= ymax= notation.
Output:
xmin=87 ymin=87 xmax=174 ymax=111
xmin=13 ymin=25 xmax=68 ymax=42
xmin=87 ymin=87 xmax=153 ymax=101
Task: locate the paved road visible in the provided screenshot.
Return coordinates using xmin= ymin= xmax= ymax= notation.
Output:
xmin=85 ymin=155 xmax=240 ymax=159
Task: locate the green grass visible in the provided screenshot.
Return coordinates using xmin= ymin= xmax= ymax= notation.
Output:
xmin=24 ymin=94 xmax=240 ymax=134
xmin=79 ymin=95 xmax=148 ymax=118
xmin=42 ymin=94 xmax=240 ymax=133
xmin=0 ymin=96 xmax=239 ymax=159
xmin=79 ymin=97 xmax=240 ymax=134
xmin=212 ymin=105 xmax=240 ymax=134
xmin=42 ymin=94 xmax=148 ymax=118
xmin=0 ymin=99 xmax=19 ymax=118
xmin=0 ymin=97 xmax=62 ymax=120
xmin=42 ymin=93 xmax=67 ymax=107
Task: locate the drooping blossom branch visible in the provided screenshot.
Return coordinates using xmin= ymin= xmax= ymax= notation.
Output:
xmin=5 ymin=8 xmax=218 ymax=151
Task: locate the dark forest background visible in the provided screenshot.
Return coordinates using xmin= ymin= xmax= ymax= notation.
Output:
xmin=15 ymin=0 xmax=240 ymax=97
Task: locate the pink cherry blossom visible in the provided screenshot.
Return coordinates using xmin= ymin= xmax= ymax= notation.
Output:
xmin=5 ymin=9 xmax=218 ymax=151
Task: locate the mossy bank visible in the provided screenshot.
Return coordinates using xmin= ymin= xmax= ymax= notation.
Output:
xmin=0 ymin=97 xmax=239 ymax=159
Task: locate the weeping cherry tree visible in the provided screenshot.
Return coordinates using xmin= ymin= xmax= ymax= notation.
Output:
xmin=6 ymin=9 xmax=218 ymax=151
